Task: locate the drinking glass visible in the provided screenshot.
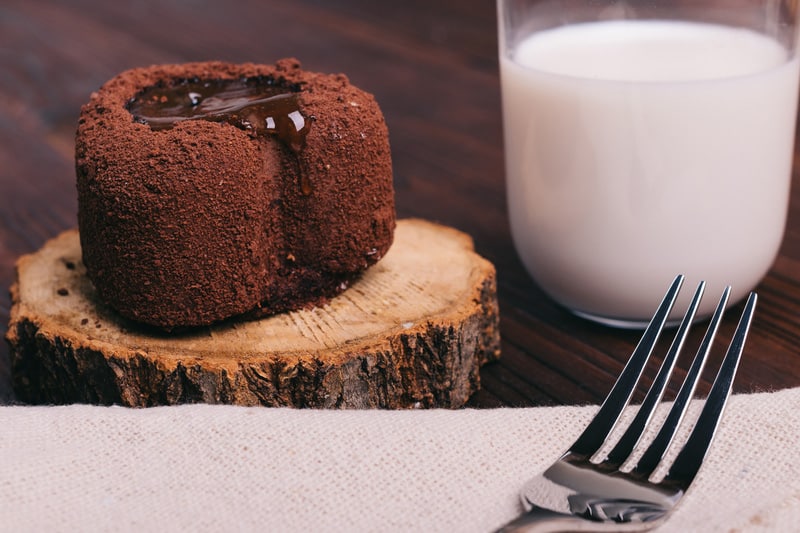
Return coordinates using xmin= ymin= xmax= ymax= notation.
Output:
xmin=498 ymin=0 xmax=800 ymax=326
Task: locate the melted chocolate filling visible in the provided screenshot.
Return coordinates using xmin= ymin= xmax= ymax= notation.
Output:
xmin=126 ymin=77 xmax=310 ymax=152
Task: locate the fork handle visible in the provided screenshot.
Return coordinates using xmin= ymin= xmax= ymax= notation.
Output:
xmin=496 ymin=506 xmax=581 ymax=532
xmin=496 ymin=505 xmax=634 ymax=532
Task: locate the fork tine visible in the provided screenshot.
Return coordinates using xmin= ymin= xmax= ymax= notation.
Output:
xmin=502 ymin=284 xmax=757 ymax=532
xmin=568 ymin=275 xmax=684 ymax=457
xmin=631 ymin=286 xmax=731 ymax=478
xmin=664 ymin=291 xmax=757 ymax=488
xmin=602 ymin=281 xmax=705 ymax=468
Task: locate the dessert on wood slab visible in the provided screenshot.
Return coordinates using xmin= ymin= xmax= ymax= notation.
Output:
xmin=5 ymin=59 xmax=500 ymax=408
xmin=76 ymin=59 xmax=395 ymax=329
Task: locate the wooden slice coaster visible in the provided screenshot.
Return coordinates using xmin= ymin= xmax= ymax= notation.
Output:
xmin=7 ymin=219 xmax=500 ymax=408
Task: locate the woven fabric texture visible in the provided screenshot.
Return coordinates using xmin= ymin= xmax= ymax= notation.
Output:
xmin=2 ymin=387 xmax=799 ymax=532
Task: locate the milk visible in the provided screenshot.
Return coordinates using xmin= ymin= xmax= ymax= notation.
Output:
xmin=500 ymin=20 xmax=800 ymax=324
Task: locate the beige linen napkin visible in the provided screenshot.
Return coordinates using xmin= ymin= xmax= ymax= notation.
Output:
xmin=1 ymin=388 xmax=799 ymax=532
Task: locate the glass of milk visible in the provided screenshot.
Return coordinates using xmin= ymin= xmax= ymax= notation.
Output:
xmin=498 ymin=0 xmax=800 ymax=327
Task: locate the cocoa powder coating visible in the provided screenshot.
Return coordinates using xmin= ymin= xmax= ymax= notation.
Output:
xmin=76 ymin=59 xmax=395 ymax=329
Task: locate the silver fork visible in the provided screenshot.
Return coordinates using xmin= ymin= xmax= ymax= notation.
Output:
xmin=497 ymin=275 xmax=757 ymax=532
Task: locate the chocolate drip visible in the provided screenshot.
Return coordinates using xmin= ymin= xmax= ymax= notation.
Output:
xmin=127 ymin=78 xmax=310 ymax=153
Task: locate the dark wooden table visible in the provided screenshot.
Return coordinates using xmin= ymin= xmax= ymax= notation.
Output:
xmin=1 ymin=0 xmax=798 ymax=406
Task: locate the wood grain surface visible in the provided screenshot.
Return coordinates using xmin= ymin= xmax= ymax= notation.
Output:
xmin=8 ymin=220 xmax=499 ymax=407
xmin=1 ymin=0 xmax=798 ymax=406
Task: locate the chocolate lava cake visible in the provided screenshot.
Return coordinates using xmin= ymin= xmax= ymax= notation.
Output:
xmin=75 ymin=59 xmax=395 ymax=329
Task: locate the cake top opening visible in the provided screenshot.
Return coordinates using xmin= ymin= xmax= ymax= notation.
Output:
xmin=126 ymin=76 xmax=310 ymax=152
